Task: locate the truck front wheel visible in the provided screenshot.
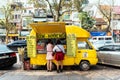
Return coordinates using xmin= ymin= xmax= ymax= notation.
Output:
xmin=79 ymin=61 xmax=90 ymax=71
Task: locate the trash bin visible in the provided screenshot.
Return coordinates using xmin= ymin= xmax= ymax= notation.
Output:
xmin=23 ymin=47 xmax=31 ymax=70
xmin=24 ymin=59 xmax=30 ymax=70
xmin=17 ymin=47 xmax=25 ymax=70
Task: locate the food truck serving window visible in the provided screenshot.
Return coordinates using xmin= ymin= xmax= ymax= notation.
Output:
xmin=36 ymin=33 xmax=66 ymax=54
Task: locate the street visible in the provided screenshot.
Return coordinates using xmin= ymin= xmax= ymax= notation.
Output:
xmin=0 ymin=62 xmax=120 ymax=80
xmin=0 ymin=0 xmax=120 ymax=80
xmin=0 ymin=53 xmax=120 ymax=80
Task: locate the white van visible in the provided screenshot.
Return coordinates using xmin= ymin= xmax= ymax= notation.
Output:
xmin=89 ymin=36 xmax=114 ymax=50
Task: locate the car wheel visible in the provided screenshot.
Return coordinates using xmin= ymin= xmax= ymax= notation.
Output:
xmin=79 ymin=61 xmax=90 ymax=71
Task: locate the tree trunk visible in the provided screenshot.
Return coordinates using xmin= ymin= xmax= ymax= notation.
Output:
xmin=46 ymin=0 xmax=56 ymax=21
xmin=5 ymin=30 xmax=9 ymax=44
xmin=106 ymin=19 xmax=111 ymax=32
xmin=56 ymin=13 xmax=60 ymax=22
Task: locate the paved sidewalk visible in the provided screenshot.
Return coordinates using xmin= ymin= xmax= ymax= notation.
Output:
xmin=0 ymin=68 xmax=120 ymax=80
xmin=0 ymin=70 xmax=89 ymax=80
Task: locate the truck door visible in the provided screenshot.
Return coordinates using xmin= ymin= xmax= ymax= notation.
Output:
xmin=76 ymin=39 xmax=95 ymax=64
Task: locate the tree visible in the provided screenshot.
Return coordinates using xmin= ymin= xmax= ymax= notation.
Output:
xmin=29 ymin=0 xmax=90 ymax=23
xmin=79 ymin=12 xmax=95 ymax=31
xmin=28 ymin=0 xmax=47 ymax=17
xmin=26 ymin=17 xmax=33 ymax=32
xmin=0 ymin=5 xmax=15 ymax=44
xmin=97 ymin=0 xmax=114 ymax=32
xmin=73 ymin=0 xmax=95 ymax=31
xmin=73 ymin=0 xmax=89 ymax=12
xmin=28 ymin=0 xmax=47 ymax=9
xmin=28 ymin=0 xmax=73 ymax=21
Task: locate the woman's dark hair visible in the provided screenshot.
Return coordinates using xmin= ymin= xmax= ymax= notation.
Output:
xmin=47 ymin=39 xmax=53 ymax=44
xmin=56 ymin=40 xmax=61 ymax=44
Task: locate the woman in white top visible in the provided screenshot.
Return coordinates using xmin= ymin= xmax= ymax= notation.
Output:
xmin=53 ymin=40 xmax=65 ymax=73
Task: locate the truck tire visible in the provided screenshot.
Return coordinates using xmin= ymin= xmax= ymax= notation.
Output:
xmin=79 ymin=61 xmax=90 ymax=71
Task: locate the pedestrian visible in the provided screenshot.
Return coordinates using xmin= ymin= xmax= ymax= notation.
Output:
xmin=53 ymin=40 xmax=65 ymax=73
xmin=46 ymin=39 xmax=54 ymax=72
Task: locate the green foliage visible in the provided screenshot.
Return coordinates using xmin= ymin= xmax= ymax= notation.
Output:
xmin=73 ymin=0 xmax=89 ymax=12
xmin=0 ymin=5 xmax=15 ymax=30
xmin=28 ymin=0 xmax=47 ymax=9
xmin=28 ymin=0 xmax=89 ymax=22
xmin=79 ymin=12 xmax=95 ymax=31
xmin=0 ymin=5 xmax=16 ymax=44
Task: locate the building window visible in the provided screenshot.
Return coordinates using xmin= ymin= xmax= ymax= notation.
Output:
xmin=18 ymin=15 xmax=21 ymax=19
xmin=24 ymin=10 xmax=26 ymax=13
xmin=29 ymin=10 xmax=31 ymax=14
xmin=15 ymin=15 xmax=17 ymax=19
xmin=23 ymin=20 xmax=26 ymax=27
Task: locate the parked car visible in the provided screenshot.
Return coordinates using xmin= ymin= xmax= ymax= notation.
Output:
xmin=97 ymin=43 xmax=120 ymax=67
xmin=92 ymin=40 xmax=114 ymax=50
xmin=0 ymin=44 xmax=17 ymax=69
xmin=7 ymin=40 xmax=26 ymax=52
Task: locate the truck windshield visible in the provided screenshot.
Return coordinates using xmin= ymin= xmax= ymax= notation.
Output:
xmin=78 ymin=41 xmax=92 ymax=49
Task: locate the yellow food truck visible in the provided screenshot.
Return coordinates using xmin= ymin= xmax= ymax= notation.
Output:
xmin=25 ymin=22 xmax=98 ymax=71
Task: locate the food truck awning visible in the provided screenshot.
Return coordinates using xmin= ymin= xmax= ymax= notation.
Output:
xmin=30 ymin=22 xmax=65 ymax=34
xmin=66 ymin=25 xmax=90 ymax=38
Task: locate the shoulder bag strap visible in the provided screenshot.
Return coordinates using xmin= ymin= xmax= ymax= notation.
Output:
xmin=57 ymin=45 xmax=63 ymax=52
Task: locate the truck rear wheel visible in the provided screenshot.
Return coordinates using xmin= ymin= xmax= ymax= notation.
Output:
xmin=79 ymin=61 xmax=90 ymax=71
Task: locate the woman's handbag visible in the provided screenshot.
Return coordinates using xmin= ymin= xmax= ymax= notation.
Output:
xmin=52 ymin=50 xmax=56 ymax=56
xmin=52 ymin=52 xmax=55 ymax=56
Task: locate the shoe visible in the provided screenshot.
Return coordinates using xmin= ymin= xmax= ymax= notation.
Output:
xmin=57 ymin=70 xmax=60 ymax=73
xmin=49 ymin=70 xmax=52 ymax=72
xmin=60 ymin=69 xmax=63 ymax=72
xmin=47 ymin=70 xmax=50 ymax=72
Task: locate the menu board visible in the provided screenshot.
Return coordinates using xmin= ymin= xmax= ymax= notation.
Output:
xmin=67 ymin=34 xmax=76 ymax=57
xmin=37 ymin=33 xmax=66 ymax=39
xmin=26 ymin=36 xmax=36 ymax=57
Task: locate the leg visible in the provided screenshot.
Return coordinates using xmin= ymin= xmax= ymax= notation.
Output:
xmin=57 ymin=61 xmax=60 ymax=73
xmin=60 ymin=60 xmax=63 ymax=69
xmin=47 ymin=60 xmax=50 ymax=71
xmin=60 ymin=60 xmax=63 ymax=72
xmin=49 ymin=60 xmax=52 ymax=71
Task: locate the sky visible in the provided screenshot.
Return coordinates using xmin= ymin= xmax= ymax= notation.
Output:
xmin=0 ymin=0 xmax=7 ymax=7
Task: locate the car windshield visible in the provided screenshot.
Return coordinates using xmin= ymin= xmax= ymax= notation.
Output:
xmin=0 ymin=45 xmax=10 ymax=51
xmin=11 ymin=40 xmax=26 ymax=44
